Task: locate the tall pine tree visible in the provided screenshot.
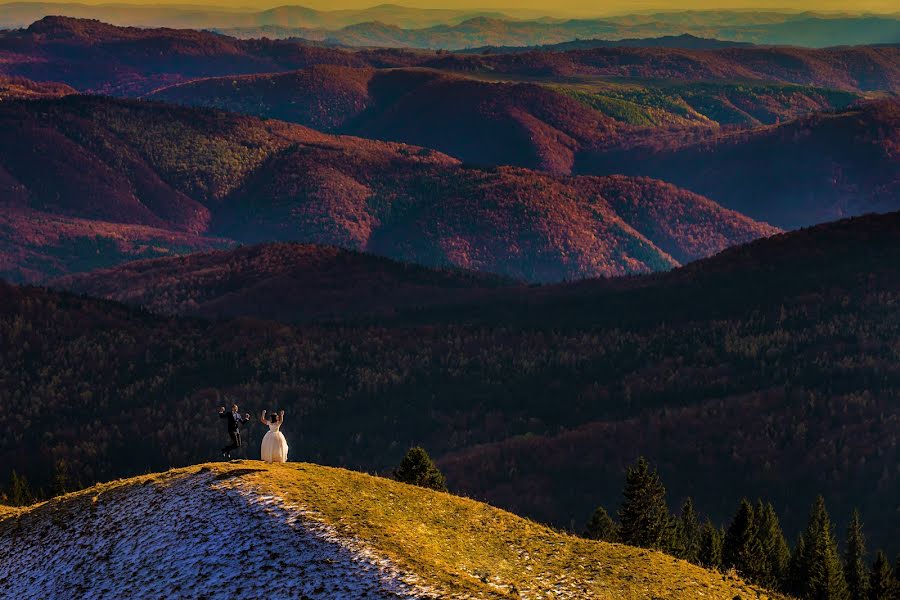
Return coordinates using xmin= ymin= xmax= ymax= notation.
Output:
xmin=52 ymin=460 xmax=70 ymax=497
xmin=584 ymin=506 xmax=618 ymax=542
xmin=677 ymin=497 xmax=701 ymax=564
xmin=698 ymin=519 xmax=723 ymax=569
xmin=9 ymin=471 xmax=34 ymax=506
xmin=867 ymin=551 xmax=893 ymax=600
xmin=843 ymin=510 xmax=869 ymax=600
xmin=754 ymin=500 xmax=790 ymax=590
xmin=723 ymin=498 xmax=764 ymax=580
xmin=618 ymin=457 xmax=676 ymax=551
xmin=794 ymin=496 xmax=849 ymax=600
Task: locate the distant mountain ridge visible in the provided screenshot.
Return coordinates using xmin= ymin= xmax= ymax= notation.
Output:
xmin=0 ymin=95 xmax=776 ymax=283
xmin=581 ymin=98 xmax=900 ymax=228
xmin=461 ymin=33 xmax=756 ymax=53
xmin=2 ymin=17 xmax=898 ymax=96
xmin=216 ymin=13 xmax=900 ymax=49
xmin=149 ymin=64 xmax=866 ymax=174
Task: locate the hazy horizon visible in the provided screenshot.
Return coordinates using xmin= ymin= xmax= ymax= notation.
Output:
xmin=4 ymin=0 xmax=899 ymax=18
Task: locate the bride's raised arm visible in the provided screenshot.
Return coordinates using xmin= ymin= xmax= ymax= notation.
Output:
xmin=259 ymin=410 xmax=268 ymax=425
xmin=279 ymin=410 xmax=285 ymax=422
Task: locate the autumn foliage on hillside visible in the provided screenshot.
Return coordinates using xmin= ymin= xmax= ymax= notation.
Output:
xmin=583 ymin=98 xmax=900 ymax=228
xmin=0 ymin=95 xmax=775 ymax=282
xmin=429 ymin=44 xmax=900 ymax=92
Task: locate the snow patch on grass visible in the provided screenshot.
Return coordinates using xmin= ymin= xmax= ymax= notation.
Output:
xmin=0 ymin=470 xmax=438 ymax=599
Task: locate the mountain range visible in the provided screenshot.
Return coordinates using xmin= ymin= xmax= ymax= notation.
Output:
xmin=2 ymin=17 xmax=898 ymax=97
xmin=224 ymin=14 xmax=900 ymax=50
xmin=0 ymin=95 xmax=777 ymax=283
xmin=1 ymin=4 xmax=896 ymax=48
xmin=582 ymin=98 xmax=900 ymax=228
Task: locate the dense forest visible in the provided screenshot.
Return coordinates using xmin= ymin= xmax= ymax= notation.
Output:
xmin=1 ymin=211 xmax=898 ymax=555
xmin=0 ymin=95 xmax=776 ymax=283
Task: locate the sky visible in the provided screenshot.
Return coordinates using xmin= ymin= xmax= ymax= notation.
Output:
xmin=16 ymin=0 xmax=900 ymax=15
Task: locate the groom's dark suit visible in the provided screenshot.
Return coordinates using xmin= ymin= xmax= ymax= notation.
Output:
xmin=220 ymin=410 xmax=249 ymax=458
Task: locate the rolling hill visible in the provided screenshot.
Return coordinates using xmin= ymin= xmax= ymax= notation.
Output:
xmin=0 ymin=74 xmax=74 ymax=99
xmin=0 ymin=95 xmax=777 ymax=283
xmin=216 ymin=14 xmax=900 ymax=50
xmin=149 ymin=65 xmax=863 ymax=170
xmin=0 ymin=16 xmax=407 ymax=95
xmin=0 ymin=462 xmax=775 ymax=599
xmin=1 ymin=211 xmax=897 ymax=553
xmin=2 ymin=18 xmax=898 ymax=97
xmin=581 ymin=98 xmax=900 ymax=228
xmin=150 ymin=65 xmax=623 ymax=173
xmin=430 ymin=44 xmax=900 ymax=92
xmin=50 ymin=243 xmax=517 ymax=322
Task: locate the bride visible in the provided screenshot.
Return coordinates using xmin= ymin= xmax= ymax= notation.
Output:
xmin=259 ymin=410 xmax=289 ymax=463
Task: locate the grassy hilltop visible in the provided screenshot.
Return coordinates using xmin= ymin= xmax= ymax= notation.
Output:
xmin=0 ymin=461 xmax=780 ymax=599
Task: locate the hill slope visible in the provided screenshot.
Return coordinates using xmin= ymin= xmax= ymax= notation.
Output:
xmin=0 ymin=16 xmax=406 ymax=95
xmin=582 ymin=99 xmax=900 ymax=228
xmin=1 ymin=212 xmax=897 ymax=553
xmin=150 ymin=66 xmax=863 ymax=172
xmin=153 ymin=66 xmax=623 ymax=174
xmin=428 ymin=44 xmax=900 ymax=92
xmin=0 ymin=95 xmax=776 ymax=283
xmin=50 ymin=243 xmax=516 ymax=322
xmin=0 ymin=461 xmax=772 ymax=599
xmin=3 ymin=18 xmax=898 ymax=96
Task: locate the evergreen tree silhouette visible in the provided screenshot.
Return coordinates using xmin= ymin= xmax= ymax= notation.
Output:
xmin=794 ymin=496 xmax=849 ymax=600
xmin=584 ymin=505 xmax=618 ymax=542
xmin=618 ymin=457 xmax=676 ymax=551
xmin=754 ymin=500 xmax=790 ymax=590
xmin=677 ymin=497 xmax=701 ymax=564
xmin=394 ymin=447 xmax=447 ymax=491
xmin=843 ymin=510 xmax=868 ymax=600
xmin=723 ymin=498 xmax=763 ymax=580
xmin=867 ymin=551 xmax=893 ymax=600
xmin=698 ymin=519 xmax=723 ymax=569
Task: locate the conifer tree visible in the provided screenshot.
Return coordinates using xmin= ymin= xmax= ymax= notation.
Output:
xmin=789 ymin=534 xmax=809 ymax=596
xmin=867 ymin=551 xmax=893 ymax=600
xmin=584 ymin=506 xmax=618 ymax=542
xmin=723 ymin=498 xmax=764 ymax=580
xmin=617 ymin=457 xmax=676 ymax=551
xmin=754 ymin=500 xmax=790 ymax=590
xmin=52 ymin=460 xmax=70 ymax=497
xmin=795 ymin=496 xmax=849 ymax=600
xmin=843 ymin=510 xmax=869 ymax=600
xmin=698 ymin=519 xmax=723 ymax=569
xmin=678 ymin=497 xmax=701 ymax=564
xmin=9 ymin=470 xmax=34 ymax=506
xmin=393 ymin=447 xmax=447 ymax=491
xmin=894 ymin=555 xmax=900 ymax=594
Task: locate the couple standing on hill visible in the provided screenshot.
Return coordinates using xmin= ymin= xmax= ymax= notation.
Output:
xmin=219 ymin=402 xmax=289 ymax=463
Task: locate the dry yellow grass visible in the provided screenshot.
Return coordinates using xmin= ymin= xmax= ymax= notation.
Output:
xmin=1 ymin=462 xmax=783 ymax=599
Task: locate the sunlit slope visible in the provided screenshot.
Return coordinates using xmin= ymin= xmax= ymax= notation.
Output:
xmin=0 ymin=462 xmax=779 ymax=599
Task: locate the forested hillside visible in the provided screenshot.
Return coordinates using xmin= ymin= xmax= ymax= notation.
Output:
xmin=0 ymin=95 xmax=776 ymax=282
xmin=2 ymin=211 xmax=897 ymax=553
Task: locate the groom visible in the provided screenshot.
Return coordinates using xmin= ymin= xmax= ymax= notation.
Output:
xmin=219 ymin=402 xmax=251 ymax=459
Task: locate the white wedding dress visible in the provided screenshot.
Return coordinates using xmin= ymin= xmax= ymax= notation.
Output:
xmin=261 ymin=421 xmax=289 ymax=463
